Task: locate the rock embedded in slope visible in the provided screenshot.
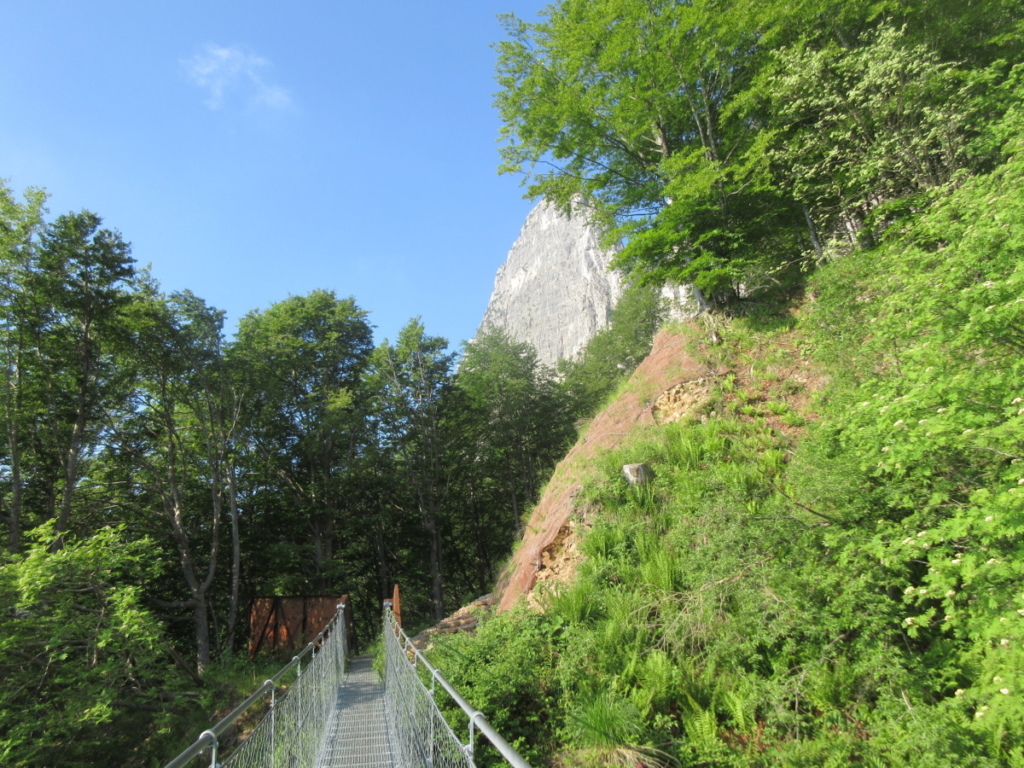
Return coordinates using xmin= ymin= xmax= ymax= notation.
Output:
xmin=622 ymin=462 xmax=655 ymax=486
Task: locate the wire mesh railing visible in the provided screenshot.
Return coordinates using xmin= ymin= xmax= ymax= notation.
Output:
xmin=382 ymin=608 xmax=531 ymax=768
xmin=165 ymin=596 xmax=529 ymax=768
xmin=165 ymin=601 xmax=348 ymax=768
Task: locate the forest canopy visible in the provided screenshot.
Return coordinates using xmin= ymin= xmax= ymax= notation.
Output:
xmin=494 ymin=0 xmax=1023 ymax=300
xmin=0 ymin=186 xmax=609 ymax=764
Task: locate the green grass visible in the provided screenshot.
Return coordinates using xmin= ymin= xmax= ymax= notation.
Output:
xmin=428 ymin=130 xmax=1024 ymax=763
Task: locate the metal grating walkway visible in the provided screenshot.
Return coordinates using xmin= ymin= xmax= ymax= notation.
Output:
xmin=315 ymin=655 xmax=397 ymax=768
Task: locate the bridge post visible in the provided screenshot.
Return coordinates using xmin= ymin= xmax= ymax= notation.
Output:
xmin=267 ymin=685 xmax=276 ymax=767
xmin=392 ymin=584 xmax=402 ymax=628
xmin=427 ymin=675 xmax=436 ymax=768
xmin=339 ymin=594 xmax=353 ymax=652
xmin=291 ymin=655 xmax=302 ymax=765
xmin=197 ymin=730 xmax=217 ymax=768
xmin=342 ymin=598 xmax=350 ymax=688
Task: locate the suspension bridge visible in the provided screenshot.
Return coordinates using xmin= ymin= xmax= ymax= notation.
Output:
xmin=165 ymin=598 xmax=530 ymax=768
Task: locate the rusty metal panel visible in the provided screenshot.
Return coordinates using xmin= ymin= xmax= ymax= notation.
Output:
xmin=248 ymin=596 xmax=346 ymax=656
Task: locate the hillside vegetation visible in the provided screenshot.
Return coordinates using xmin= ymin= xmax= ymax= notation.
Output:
xmin=428 ymin=1 xmax=1024 ymax=765
xmin=435 ymin=125 xmax=1024 ymax=762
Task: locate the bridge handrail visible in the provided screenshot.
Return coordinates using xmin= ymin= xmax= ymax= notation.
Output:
xmin=386 ymin=609 xmax=531 ymax=768
xmin=164 ymin=600 xmax=347 ymax=768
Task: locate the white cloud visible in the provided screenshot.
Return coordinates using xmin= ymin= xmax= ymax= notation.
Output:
xmin=183 ymin=44 xmax=292 ymax=111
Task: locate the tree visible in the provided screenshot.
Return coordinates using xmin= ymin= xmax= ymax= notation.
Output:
xmin=559 ymin=282 xmax=665 ymax=418
xmin=457 ymin=329 xmax=573 ymax=536
xmin=107 ymin=288 xmax=239 ymax=670
xmin=0 ymin=524 xmax=175 ymax=767
xmin=494 ymin=0 xmax=803 ymax=299
xmin=230 ymin=290 xmax=373 ymax=595
xmin=494 ymin=0 xmax=1024 ymax=298
xmin=863 ymin=0 xmax=1024 ymax=65
xmin=29 ymin=211 xmax=136 ymax=546
xmin=762 ymin=25 xmax=983 ymax=251
xmin=368 ymin=318 xmax=457 ymax=620
xmin=0 ymin=183 xmax=47 ymax=552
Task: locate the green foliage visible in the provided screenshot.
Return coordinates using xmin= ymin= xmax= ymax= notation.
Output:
xmin=230 ymin=289 xmax=375 ymax=595
xmin=763 ymin=25 xmax=985 ymax=250
xmin=495 ymin=0 xmax=804 ymax=299
xmin=439 ymin=97 xmax=1024 ymax=761
xmin=0 ymin=524 xmax=182 ymax=767
xmin=456 ymin=328 xmax=575 ymax=539
xmin=367 ymin=318 xmax=457 ymax=620
xmin=559 ymin=282 xmax=665 ymax=419
xmin=793 ymin=83 xmax=1024 ymax=757
xmin=495 ymin=0 xmax=1023 ymax=301
xmin=432 ymin=607 xmax=569 ymax=767
xmin=232 ymin=289 xmax=373 ymax=442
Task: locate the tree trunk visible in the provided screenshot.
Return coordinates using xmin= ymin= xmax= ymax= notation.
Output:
xmin=429 ymin=525 xmax=444 ymax=621
xmin=224 ymin=462 xmax=241 ymax=654
xmin=6 ymin=401 xmax=22 ymax=553
xmin=376 ymin=499 xmax=391 ymax=604
xmin=470 ymin=487 xmax=491 ymax=594
xmin=52 ymin=407 xmax=87 ymax=548
xmin=193 ymin=592 xmax=212 ymax=672
xmin=53 ymin=332 xmax=95 ymax=547
xmin=803 ymin=204 xmax=823 ymax=260
xmin=164 ymin=436 xmax=220 ymax=674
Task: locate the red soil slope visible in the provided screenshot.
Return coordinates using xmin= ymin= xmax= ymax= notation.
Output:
xmin=493 ymin=327 xmax=714 ymax=612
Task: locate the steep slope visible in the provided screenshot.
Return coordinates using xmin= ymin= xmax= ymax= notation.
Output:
xmin=494 ymin=327 xmax=716 ymax=611
xmin=477 ymin=199 xmax=623 ymax=366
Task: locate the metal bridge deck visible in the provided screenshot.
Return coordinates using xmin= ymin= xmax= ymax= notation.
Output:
xmin=315 ymin=655 xmax=397 ymax=768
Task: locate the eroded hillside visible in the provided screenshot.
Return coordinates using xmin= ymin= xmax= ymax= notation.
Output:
xmin=494 ymin=317 xmax=826 ymax=615
xmin=494 ymin=328 xmax=710 ymax=611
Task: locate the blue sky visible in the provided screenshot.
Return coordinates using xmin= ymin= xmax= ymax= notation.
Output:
xmin=0 ymin=1 xmax=548 ymax=349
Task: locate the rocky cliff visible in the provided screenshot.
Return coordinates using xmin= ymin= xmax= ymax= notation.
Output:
xmin=477 ymin=200 xmax=623 ymax=366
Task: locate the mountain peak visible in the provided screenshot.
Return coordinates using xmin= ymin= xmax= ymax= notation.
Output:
xmin=477 ymin=200 xmax=623 ymax=366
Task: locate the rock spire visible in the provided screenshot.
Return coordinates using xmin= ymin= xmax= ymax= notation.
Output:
xmin=477 ymin=200 xmax=623 ymax=366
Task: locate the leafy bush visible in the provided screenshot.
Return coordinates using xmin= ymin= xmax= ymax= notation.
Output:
xmin=431 ymin=607 xmax=570 ymax=766
xmin=793 ymin=80 xmax=1024 ymax=758
xmin=0 ymin=524 xmax=182 ymax=767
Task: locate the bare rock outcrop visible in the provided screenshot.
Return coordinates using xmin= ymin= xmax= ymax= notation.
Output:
xmin=478 ymin=200 xmax=624 ymax=366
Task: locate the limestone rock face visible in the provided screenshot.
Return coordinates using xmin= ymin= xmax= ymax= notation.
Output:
xmin=478 ymin=200 xmax=624 ymax=366
xmin=660 ymin=282 xmax=702 ymax=322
